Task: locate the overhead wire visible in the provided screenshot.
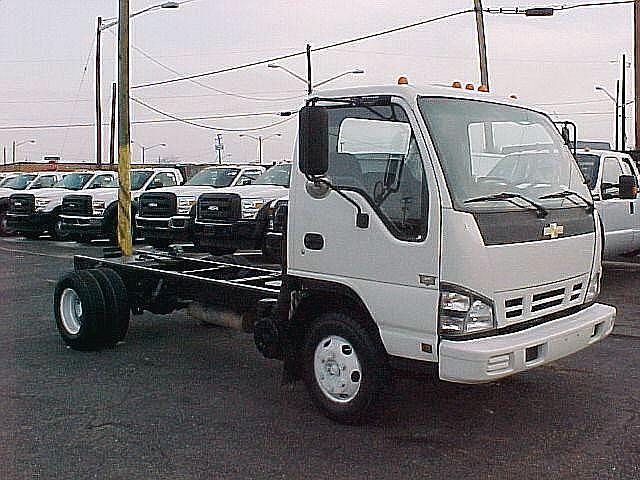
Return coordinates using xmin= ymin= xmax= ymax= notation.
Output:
xmin=131 ymin=8 xmax=475 ymax=90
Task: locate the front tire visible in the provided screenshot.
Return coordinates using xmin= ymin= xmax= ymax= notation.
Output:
xmin=50 ymin=215 xmax=71 ymax=241
xmin=302 ymin=312 xmax=386 ymax=424
xmin=0 ymin=210 xmax=14 ymax=236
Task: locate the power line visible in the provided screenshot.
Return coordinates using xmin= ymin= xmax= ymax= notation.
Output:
xmin=131 ymin=8 xmax=475 ymax=90
xmin=131 ymin=97 xmax=297 ymax=131
xmin=486 ymin=0 xmax=633 ymax=14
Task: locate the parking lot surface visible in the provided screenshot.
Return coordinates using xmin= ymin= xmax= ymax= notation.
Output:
xmin=0 ymin=237 xmax=639 ymax=479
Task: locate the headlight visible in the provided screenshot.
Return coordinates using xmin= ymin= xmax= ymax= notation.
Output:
xmin=241 ymin=198 xmax=265 ymax=219
xmin=440 ymin=287 xmax=495 ymax=335
xmin=584 ymin=266 xmax=601 ymax=304
xmin=35 ymin=198 xmax=51 ymax=211
xmin=92 ymin=200 xmax=106 ymax=215
xmin=177 ymin=197 xmax=196 ymax=215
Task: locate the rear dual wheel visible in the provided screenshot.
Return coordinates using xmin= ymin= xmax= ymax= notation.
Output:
xmin=54 ymin=268 xmax=130 ymax=350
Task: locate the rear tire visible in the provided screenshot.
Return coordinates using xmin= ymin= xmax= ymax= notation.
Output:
xmin=86 ymin=268 xmax=130 ymax=343
xmin=302 ymin=312 xmax=386 ymax=424
xmin=54 ymin=271 xmax=108 ymax=350
xmin=50 ymin=215 xmax=71 ymax=241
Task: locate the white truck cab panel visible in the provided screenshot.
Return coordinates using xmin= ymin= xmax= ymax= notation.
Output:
xmin=575 ymin=149 xmax=640 ymax=258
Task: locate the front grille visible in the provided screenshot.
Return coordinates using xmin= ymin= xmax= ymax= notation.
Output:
xmin=62 ymin=195 xmax=92 ymax=216
xmin=9 ymin=194 xmax=35 ymax=215
xmin=197 ymin=193 xmax=241 ymax=222
xmin=139 ymin=193 xmax=177 ymax=218
xmin=503 ymin=279 xmax=585 ymax=324
xmin=273 ymin=201 xmax=288 ymax=233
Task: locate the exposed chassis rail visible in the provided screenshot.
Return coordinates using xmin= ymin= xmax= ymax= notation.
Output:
xmin=73 ymin=249 xmax=281 ymax=314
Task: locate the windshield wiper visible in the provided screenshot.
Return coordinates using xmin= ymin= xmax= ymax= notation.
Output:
xmin=464 ymin=192 xmax=548 ymax=218
xmin=539 ymin=190 xmax=594 ymax=212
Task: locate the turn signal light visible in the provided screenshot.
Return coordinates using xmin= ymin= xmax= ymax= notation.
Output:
xmin=452 ymin=81 xmax=462 ymax=89
xmin=465 ymin=83 xmax=475 ymax=90
xmin=397 ymin=76 xmax=409 ymax=85
xmin=477 ymin=84 xmax=489 ymax=92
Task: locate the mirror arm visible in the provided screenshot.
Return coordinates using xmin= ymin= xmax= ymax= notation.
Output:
xmin=307 ymin=174 xmax=369 ymax=228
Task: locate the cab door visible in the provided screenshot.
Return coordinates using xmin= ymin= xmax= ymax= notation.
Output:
xmin=620 ymin=156 xmax=640 ymax=252
xmin=288 ymin=97 xmax=441 ymax=361
xmin=598 ymin=155 xmax=633 ymax=256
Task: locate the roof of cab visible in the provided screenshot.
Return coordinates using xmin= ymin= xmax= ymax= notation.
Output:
xmin=313 ymin=83 xmax=531 ymax=111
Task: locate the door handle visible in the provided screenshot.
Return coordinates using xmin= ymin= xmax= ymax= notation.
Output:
xmin=304 ymin=233 xmax=324 ymax=250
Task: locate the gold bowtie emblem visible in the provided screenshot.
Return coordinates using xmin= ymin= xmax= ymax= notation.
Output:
xmin=543 ymin=223 xmax=564 ymax=239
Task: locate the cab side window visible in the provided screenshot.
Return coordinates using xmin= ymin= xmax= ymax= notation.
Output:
xmin=33 ymin=175 xmax=57 ymax=188
xmin=154 ymin=172 xmax=177 ymax=187
xmin=327 ymin=103 xmax=429 ymax=242
xmin=602 ymin=157 xmax=623 ymax=198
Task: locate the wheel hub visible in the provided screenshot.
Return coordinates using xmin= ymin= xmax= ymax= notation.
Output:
xmin=60 ymin=288 xmax=83 ymax=335
xmin=314 ymin=335 xmax=361 ymax=403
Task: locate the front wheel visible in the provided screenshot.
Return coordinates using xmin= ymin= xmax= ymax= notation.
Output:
xmin=0 ymin=210 xmax=14 ymax=236
xmin=302 ymin=312 xmax=386 ymax=424
xmin=50 ymin=215 xmax=71 ymax=241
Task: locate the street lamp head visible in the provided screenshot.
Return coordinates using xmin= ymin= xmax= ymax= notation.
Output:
xmin=351 ymin=69 xmax=365 ymax=74
xmin=595 ymin=86 xmax=604 ymax=91
xmin=160 ymin=1 xmax=180 ymax=9
xmin=524 ymin=7 xmax=554 ymax=17
xmin=267 ymin=64 xmax=280 ymax=69
xmin=160 ymin=143 xmax=167 ymax=147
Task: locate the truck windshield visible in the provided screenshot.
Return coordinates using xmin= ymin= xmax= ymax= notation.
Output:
xmin=54 ymin=173 xmax=94 ymax=190
xmin=131 ymin=171 xmax=153 ymax=190
xmin=3 ymin=174 xmax=36 ymax=190
xmin=575 ymin=153 xmax=600 ymax=189
xmin=418 ymin=97 xmax=590 ymax=211
xmin=186 ymin=168 xmax=240 ymax=187
xmin=253 ymin=164 xmax=290 ymax=187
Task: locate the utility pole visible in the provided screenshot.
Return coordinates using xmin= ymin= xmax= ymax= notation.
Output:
xmin=635 ymin=0 xmax=640 ymax=149
xmin=117 ymin=0 xmax=132 ymax=256
xmin=3 ymin=146 xmax=6 ymax=167
xmin=616 ymin=80 xmax=620 ymax=150
xmin=258 ymin=137 xmax=263 ymax=165
xmin=109 ymin=82 xmax=116 ymax=165
xmin=215 ymin=134 xmax=223 ymax=164
xmin=622 ymin=53 xmax=627 ymax=150
xmin=306 ymin=44 xmax=312 ymax=95
xmin=12 ymin=141 xmax=15 ymax=164
xmin=474 ymin=0 xmax=489 ymax=90
xmin=95 ymin=16 xmax=103 ymax=168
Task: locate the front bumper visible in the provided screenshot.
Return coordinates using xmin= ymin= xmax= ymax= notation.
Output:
xmin=439 ymin=302 xmax=615 ymax=384
xmin=192 ymin=218 xmax=265 ymax=250
xmin=6 ymin=211 xmax=54 ymax=232
xmin=136 ymin=216 xmax=191 ymax=242
xmin=60 ymin=215 xmax=105 ymax=237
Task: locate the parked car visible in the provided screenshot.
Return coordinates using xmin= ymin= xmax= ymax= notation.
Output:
xmin=575 ymin=149 xmax=640 ymax=258
xmin=136 ymin=164 xmax=265 ymax=248
xmin=0 ymin=172 xmax=66 ymax=236
xmin=6 ymin=170 xmax=117 ymax=240
xmin=191 ymin=163 xmax=290 ymax=255
xmin=60 ymin=168 xmax=184 ymax=243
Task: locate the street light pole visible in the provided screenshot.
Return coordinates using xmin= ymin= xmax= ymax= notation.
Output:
xmin=616 ymin=80 xmax=620 ymax=150
xmin=635 ymin=0 xmax=640 ymax=149
xmin=622 ymin=53 xmax=627 ymax=150
xmin=117 ymin=0 xmax=132 ymax=256
xmin=474 ymin=0 xmax=490 ymax=90
xmin=596 ymin=85 xmax=620 ymax=149
xmin=95 ymin=16 xmax=103 ymax=168
xmin=239 ymin=133 xmax=281 ymax=164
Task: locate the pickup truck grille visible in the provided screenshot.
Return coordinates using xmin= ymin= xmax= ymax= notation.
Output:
xmin=197 ymin=193 xmax=241 ymax=222
xmin=273 ymin=201 xmax=288 ymax=233
xmin=9 ymin=194 xmax=35 ymax=215
xmin=62 ymin=195 xmax=92 ymax=216
xmin=139 ymin=193 xmax=177 ymax=218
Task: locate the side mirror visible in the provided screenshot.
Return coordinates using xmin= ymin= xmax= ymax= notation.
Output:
xmin=299 ymin=106 xmax=328 ymax=176
xmin=619 ymin=174 xmax=638 ymax=199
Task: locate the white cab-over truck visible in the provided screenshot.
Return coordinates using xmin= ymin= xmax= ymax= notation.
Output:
xmin=53 ymin=83 xmax=614 ymax=424
xmin=60 ymin=168 xmax=183 ymax=242
xmin=574 ymin=148 xmax=640 ymax=258
xmin=136 ymin=165 xmax=265 ymax=248
xmin=7 ymin=171 xmax=117 ymax=240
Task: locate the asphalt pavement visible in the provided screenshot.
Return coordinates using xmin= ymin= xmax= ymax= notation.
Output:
xmin=0 ymin=236 xmax=638 ymax=479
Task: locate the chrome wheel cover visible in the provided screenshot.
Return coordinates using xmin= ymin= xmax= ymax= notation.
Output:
xmin=314 ymin=335 xmax=362 ymax=403
xmin=60 ymin=288 xmax=83 ymax=334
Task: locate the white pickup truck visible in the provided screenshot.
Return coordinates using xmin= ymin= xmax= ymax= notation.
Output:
xmin=574 ymin=149 xmax=640 ymax=258
xmin=1 ymin=171 xmax=67 ymax=236
xmin=136 ymin=164 xmax=265 ymax=248
xmin=60 ymin=168 xmax=183 ymax=243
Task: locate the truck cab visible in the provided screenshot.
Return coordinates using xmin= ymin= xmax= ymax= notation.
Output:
xmin=6 ymin=171 xmax=117 ymax=240
xmin=191 ymin=163 xmax=290 ymax=255
xmin=1 ymin=172 xmax=67 ymax=236
xmin=574 ymin=149 xmax=640 ymax=258
xmin=136 ymin=164 xmax=265 ymax=248
xmin=60 ymin=168 xmax=184 ymax=242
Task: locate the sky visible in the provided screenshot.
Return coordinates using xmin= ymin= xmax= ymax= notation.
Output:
xmin=0 ymin=0 xmax=635 ymax=165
